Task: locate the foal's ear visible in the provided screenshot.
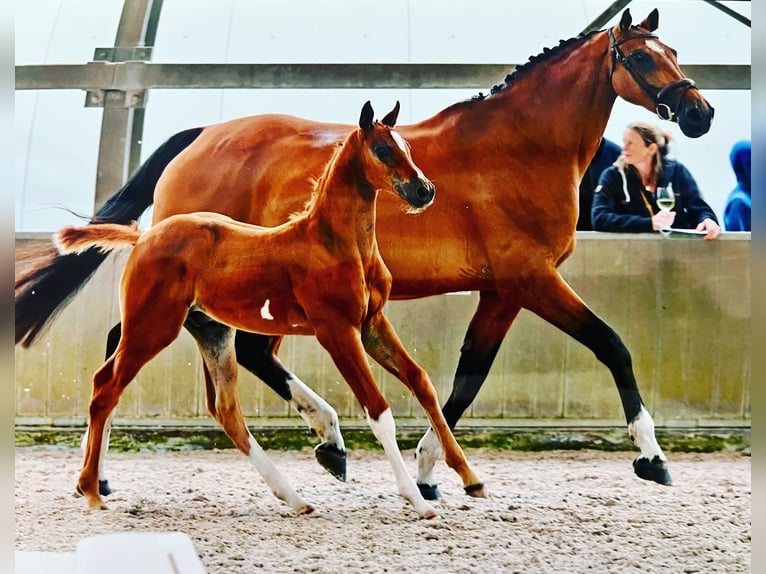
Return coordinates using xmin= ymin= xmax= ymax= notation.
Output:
xmin=639 ymin=9 xmax=659 ymax=32
xmin=381 ymin=101 xmax=400 ymax=128
xmin=360 ymin=101 xmax=374 ymax=131
xmin=619 ymin=8 xmax=632 ymax=31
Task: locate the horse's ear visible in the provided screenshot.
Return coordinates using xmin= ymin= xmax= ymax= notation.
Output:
xmin=381 ymin=101 xmax=400 ymax=128
xmin=360 ymin=101 xmax=374 ymax=131
xmin=619 ymin=8 xmax=632 ymax=31
xmin=639 ymin=9 xmax=659 ymax=32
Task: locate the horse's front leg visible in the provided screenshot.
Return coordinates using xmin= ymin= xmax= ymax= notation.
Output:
xmin=233 ymin=330 xmax=346 ymax=481
xmin=312 ymin=321 xmax=438 ymax=519
xmin=362 ymin=312 xmax=486 ymax=499
xmin=521 ymin=270 xmax=671 ymax=485
xmin=415 ymin=292 xmax=520 ymax=499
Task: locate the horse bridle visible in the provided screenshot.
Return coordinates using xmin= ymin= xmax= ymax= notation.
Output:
xmin=608 ymin=28 xmax=699 ymax=123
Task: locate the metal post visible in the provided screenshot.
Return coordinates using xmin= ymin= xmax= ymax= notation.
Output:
xmin=91 ymin=0 xmax=163 ymax=212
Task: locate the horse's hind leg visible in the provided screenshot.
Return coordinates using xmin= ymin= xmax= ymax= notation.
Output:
xmin=415 ymin=292 xmax=520 ymax=498
xmin=233 ymin=330 xmax=346 ymax=481
xmin=362 ymin=312 xmax=485 ymax=499
xmin=189 ymin=321 xmax=314 ymax=515
xmin=521 ymin=270 xmax=671 ymax=485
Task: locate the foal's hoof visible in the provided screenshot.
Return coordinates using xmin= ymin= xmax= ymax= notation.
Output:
xmin=464 ymin=482 xmax=487 ymax=498
xmin=417 ymin=483 xmax=442 ymax=501
xmin=633 ymin=456 xmax=673 ymax=485
xmin=99 ymin=480 xmax=112 ymax=496
xmin=315 ymin=443 xmax=347 ymax=482
xmin=297 ymin=504 xmax=316 ymax=516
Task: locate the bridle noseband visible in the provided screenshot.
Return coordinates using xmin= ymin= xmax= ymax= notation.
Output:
xmin=608 ymin=28 xmax=697 ymax=123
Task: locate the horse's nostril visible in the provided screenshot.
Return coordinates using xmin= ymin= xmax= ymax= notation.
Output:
xmin=417 ymin=185 xmax=435 ymax=204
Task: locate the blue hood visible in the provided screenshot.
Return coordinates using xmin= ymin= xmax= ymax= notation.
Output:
xmin=729 ymin=140 xmax=751 ymax=192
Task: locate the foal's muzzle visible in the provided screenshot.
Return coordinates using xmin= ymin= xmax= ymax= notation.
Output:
xmin=398 ymin=177 xmax=436 ymax=210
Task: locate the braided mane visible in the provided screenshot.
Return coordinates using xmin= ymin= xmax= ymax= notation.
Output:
xmin=472 ymin=30 xmax=602 ymax=100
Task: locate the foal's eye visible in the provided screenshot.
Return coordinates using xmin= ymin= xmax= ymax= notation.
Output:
xmin=628 ymin=51 xmax=653 ymax=72
xmin=373 ymin=144 xmax=392 ymax=161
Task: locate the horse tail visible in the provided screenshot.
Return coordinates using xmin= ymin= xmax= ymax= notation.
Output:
xmin=54 ymin=221 xmax=142 ymax=255
xmin=15 ymin=126 xmax=204 ymax=347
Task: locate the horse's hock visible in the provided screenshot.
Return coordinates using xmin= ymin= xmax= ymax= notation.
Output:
xmin=14 ymin=232 xmax=750 ymax=443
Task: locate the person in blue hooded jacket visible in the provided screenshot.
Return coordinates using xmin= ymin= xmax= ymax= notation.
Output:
xmin=591 ymin=121 xmax=720 ymax=240
xmin=723 ymin=140 xmax=751 ymax=231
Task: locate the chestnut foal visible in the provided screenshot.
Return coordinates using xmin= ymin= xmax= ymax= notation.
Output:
xmin=55 ymin=101 xmax=485 ymax=518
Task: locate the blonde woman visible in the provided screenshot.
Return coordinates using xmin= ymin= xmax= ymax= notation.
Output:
xmin=591 ymin=121 xmax=720 ymax=239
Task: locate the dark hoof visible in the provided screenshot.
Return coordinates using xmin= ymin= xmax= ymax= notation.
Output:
xmin=315 ymin=443 xmax=346 ymax=482
xmin=417 ymin=483 xmax=442 ymax=501
xmin=464 ymin=482 xmax=487 ymax=498
xmin=99 ymin=480 xmax=112 ymax=496
xmin=633 ymin=456 xmax=673 ymax=485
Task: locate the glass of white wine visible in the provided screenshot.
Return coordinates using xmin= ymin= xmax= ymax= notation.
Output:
xmin=655 ymin=183 xmax=674 ymax=234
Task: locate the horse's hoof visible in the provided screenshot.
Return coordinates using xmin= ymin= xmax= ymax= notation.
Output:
xmin=314 ymin=443 xmax=346 ymax=482
xmin=633 ymin=456 xmax=673 ymax=485
xmin=464 ymin=482 xmax=487 ymax=498
xmin=298 ymin=504 xmax=316 ymax=516
xmin=421 ymin=508 xmax=439 ymax=520
xmin=417 ymin=483 xmax=442 ymax=501
xmin=99 ymin=480 xmax=112 ymax=497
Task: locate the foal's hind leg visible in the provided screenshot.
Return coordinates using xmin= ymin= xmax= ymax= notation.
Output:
xmin=520 ymin=270 xmax=671 ymax=485
xmin=362 ymin=312 xmax=485 ymax=499
xmin=234 ymin=331 xmax=346 ymax=481
xmin=78 ymin=322 xmax=124 ymax=498
xmin=190 ymin=322 xmax=314 ymax=515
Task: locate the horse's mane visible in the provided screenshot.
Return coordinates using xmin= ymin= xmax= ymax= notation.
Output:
xmin=472 ymin=29 xmax=601 ymax=100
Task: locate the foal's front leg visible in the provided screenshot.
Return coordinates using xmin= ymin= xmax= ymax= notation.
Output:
xmin=312 ymin=322 xmax=438 ymax=519
xmin=362 ymin=312 xmax=486 ymax=498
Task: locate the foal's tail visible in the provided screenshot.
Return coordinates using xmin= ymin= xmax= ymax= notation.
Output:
xmin=54 ymin=221 xmax=142 ymax=255
xmin=15 ymin=127 xmax=204 ymax=347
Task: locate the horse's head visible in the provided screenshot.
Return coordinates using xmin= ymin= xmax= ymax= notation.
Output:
xmin=608 ymin=8 xmax=714 ymax=138
xmin=357 ymin=101 xmax=435 ymax=212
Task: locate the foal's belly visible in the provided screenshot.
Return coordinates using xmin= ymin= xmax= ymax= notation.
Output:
xmin=196 ymin=296 xmax=315 ymax=337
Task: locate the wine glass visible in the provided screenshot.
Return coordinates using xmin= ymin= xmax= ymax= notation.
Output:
xmin=655 ymin=183 xmax=674 ymax=234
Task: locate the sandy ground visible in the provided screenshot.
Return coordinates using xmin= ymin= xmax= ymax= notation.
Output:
xmin=15 ymin=447 xmax=750 ymax=573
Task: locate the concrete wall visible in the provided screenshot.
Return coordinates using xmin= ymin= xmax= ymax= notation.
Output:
xmin=15 ymin=233 xmax=750 ymax=428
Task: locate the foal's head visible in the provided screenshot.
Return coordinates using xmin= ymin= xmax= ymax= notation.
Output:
xmin=355 ymin=101 xmax=435 ymax=212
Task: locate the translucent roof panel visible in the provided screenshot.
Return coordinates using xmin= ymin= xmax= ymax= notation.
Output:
xmin=15 ymin=0 xmax=124 ymax=65
xmin=15 ymin=90 xmax=100 ymax=231
xmin=15 ymin=0 xmax=751 ymax=231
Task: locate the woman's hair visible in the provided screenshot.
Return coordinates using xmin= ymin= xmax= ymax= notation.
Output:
xmin=615 ymin=121 xmax=673 ymax=184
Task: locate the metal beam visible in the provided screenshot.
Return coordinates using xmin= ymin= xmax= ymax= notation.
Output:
xmin=701 ymin=0 xmax=751 ymax=28
xmin=580 ymin=0 xmax=633 ymax=35
xmin=15 ymin=62 xmax=751 ymax=92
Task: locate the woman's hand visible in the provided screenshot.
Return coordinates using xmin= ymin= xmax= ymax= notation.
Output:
xmin=696 ymin=217 xmax=721 ymax=240
xmin=651 ymin=209 xmax=675 ymax=231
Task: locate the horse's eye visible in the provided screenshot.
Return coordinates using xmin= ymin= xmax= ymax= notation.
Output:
xmin=628 ymin=51 xmax=653 ymax=72
xmin=373 ymin=144 xmax=392 ymax=161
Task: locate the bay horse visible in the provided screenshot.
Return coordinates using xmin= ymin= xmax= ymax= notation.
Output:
xmin=16 ymin=9 xmax=714 ymax=498
xmin=54 ymin=101 xmax=485 ymax=518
